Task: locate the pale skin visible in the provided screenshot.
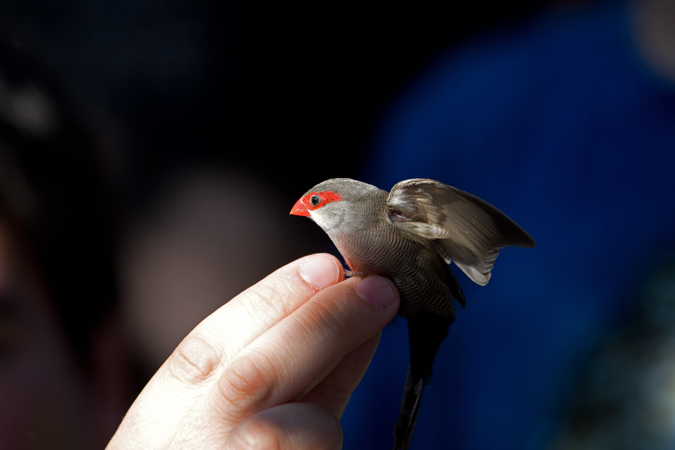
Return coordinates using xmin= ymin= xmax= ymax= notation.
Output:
xmin=107 ymin=253 xmax=400 ymax=450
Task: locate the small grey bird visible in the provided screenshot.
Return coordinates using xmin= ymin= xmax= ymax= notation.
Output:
xmin=290 ymin=178 xmax=535 ymax=449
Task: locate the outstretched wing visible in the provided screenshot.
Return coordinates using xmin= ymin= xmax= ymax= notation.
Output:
xmin=387 ymin=178 xmax=535 ymax=286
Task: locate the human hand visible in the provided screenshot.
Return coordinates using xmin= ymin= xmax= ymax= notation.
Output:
xmin=106 ymin=253 xmax=400 ymax=450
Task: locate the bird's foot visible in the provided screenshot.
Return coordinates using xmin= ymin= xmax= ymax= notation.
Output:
xmin=345 ymin=269 xmax=366 ymax=277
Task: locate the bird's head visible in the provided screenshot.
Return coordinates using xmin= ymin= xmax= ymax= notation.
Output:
xmin=290 ymin=178 xmax=383 ymax=232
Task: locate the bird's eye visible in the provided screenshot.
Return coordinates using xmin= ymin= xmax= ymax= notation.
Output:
xmin=309 ymin=195 xmax=321 ymax=207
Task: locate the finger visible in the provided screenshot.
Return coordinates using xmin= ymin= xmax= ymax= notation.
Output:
xmin=213 ymin=275 xmax=399 ymax=426
xmin=224 ymin=403 xmax=342 ymax=450
xmin=194 ymin=253 xmax=344 ymax=363
xmin=108 ymin=254 xmax=344 ymax=449
xmin=301 ymin=332 xmax=382 ymax=418
xmin=163 ymin=253 xmax=343 ymax=389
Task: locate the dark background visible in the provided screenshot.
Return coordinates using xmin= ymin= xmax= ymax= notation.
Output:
xmin=0 ymin=0 xmax=547 ymax=201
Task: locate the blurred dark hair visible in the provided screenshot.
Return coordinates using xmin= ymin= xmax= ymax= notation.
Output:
xmin=0 ymin=36 xmax=119 ymax=363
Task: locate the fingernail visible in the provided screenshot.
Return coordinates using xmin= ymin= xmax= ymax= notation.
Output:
xmin=356 ymin=276 xmax=397 ymax=308
xmin=301 ymin=254 xmax=340 ymax=289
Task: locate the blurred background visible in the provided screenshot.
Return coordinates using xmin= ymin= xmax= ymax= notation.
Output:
xmin=0 ymin=0 xmax=544 ymax=189
xmin=1 ymin=0 xmax=675 ymax=449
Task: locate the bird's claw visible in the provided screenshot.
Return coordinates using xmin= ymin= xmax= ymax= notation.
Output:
xmin=345 ymin=269 xmax=366 ymax=277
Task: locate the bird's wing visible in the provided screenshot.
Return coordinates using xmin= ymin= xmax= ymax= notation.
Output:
xmin=387 ymin=178 xmax=535 ymax=286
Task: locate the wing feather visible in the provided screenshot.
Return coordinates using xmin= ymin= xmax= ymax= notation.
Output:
xmin=387 ymin=178 xmax=535 ymax=286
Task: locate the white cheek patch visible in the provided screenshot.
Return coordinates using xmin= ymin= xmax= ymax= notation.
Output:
xmin=309 ymin=206 xmax=347 ymax=233
xmin=309 ymin=209 xmax=332 ymax=230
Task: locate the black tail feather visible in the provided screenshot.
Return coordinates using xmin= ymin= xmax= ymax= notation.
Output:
xmin=407 ymin=314 xmax=452 ymax=385
xmin=392 ymin=315 xmax=452 ymax=449
xmin=393 ymin=367 xmax=425 ymax=450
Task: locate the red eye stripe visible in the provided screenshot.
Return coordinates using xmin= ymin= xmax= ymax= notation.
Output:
xmin=304 ymin=191 xmax=343 ymax=210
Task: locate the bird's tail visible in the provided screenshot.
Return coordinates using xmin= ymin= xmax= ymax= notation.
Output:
xmin=393 ymin=313 xmax=452 ymax=449
xmin=393 ymin=367 xmax=425 ymax=450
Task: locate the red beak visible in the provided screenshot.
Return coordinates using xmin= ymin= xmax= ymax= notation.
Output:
xmin=290 ymin=198 xmax=310 ymax=216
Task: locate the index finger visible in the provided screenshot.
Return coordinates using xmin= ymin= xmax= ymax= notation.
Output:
xmin=108 ymin=254 xmax=347 ymax=449
xmin=192 ymin=253 xmax=345 ymax=365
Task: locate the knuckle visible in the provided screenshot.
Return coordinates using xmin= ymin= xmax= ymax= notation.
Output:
xmin=216 ymin=353 xmax=276 ymax=422
xmin=243 ymin=282 xmax=292 ymax=325
xmin=311 ymin=299 xmax=357 ymax=342
xmin=168 ymin=335 xmax=222 ymax=387
xmin=308 ymin=381 xmax=353 ymax=406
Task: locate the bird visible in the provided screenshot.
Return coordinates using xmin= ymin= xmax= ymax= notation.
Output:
xmin=290 ymin=178 xmax=535 ymax=449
